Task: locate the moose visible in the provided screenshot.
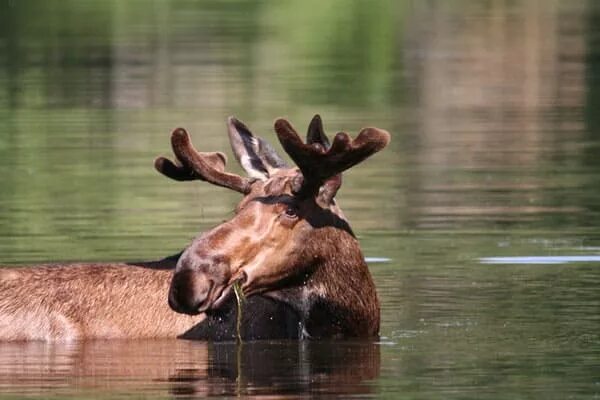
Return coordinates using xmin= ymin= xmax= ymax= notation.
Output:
xmin=0 ymin=115 xmax=389 ymax=341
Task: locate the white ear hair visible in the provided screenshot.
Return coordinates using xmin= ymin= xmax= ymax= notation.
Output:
xmin=227 ymin=116 xmax=288 ymax=180
xmin=238 ymin=134 xmax=269 ymax=180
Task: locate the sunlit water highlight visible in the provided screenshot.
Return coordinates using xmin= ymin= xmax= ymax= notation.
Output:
xmin=481 ymin=256 xmax=600 ymax=264
xmin=365 ymin=257 xmax=391 ymax=263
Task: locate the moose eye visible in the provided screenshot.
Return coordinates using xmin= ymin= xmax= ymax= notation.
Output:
xmin=283 ymin=205 xmax=298 ymax=218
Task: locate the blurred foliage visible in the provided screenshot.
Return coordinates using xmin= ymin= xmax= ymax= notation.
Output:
xmin=0 ymin=0 xmax=406 ymax=110
xmin=265 ymin=0 xmax=405 ymax=106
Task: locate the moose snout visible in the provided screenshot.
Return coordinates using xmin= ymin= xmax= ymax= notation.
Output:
xmin=168 ymin=269 xmax=213 ymax=315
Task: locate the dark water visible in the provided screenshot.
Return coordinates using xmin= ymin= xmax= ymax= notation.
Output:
xmin=1 ymin=1 xmax=600 ymax=398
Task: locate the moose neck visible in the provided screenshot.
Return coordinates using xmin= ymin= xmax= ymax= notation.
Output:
xmin=269 ymin=224 xmax=380 ymax=339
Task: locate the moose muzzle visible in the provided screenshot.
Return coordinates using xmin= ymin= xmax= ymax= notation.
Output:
xmin=168 ymin=250 xmax=231 ymax=315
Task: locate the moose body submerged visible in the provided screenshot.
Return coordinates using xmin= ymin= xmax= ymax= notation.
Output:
xmin=0 ymin=257 xmax=198 ymax=341
xmin=0 ymin=115 xmax=389 ymax=341
xmin=0 ymin=257 xmax=297 ymax=341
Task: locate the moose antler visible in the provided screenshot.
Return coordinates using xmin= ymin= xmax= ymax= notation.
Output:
xmin=306 ymin=114 xmax=330 ymax=150
xmin=155 ymin=127 xmax=253 ymax=194
xmin=274 ymin=117 xmax=390 ymax=197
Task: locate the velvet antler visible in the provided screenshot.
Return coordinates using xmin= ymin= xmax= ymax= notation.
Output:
xmin=274 ymin=117 xmax=390 ymax=197
xmin=306 ymin=114 xmax=330 ymax=150
xmin=155 ymin=127 xmax=252 ymax=194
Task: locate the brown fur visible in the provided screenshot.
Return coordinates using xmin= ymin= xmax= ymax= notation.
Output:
xmin=158 ymin=117 xmax=387 ymax=338
xmin=0 ymin=263 xmax=204 ymax=341
xmin=170 ymin=169 xmax=381 ymax=338
xmin=287 ymin=226 xmax=380 ymax=338
xmin=251 ymin=178 xmax=379 ymax=338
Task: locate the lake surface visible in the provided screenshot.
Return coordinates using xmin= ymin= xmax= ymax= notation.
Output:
xmin=1 ymin=1 xmax=599 ymax=398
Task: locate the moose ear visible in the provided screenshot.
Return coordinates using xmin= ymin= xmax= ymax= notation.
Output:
xmin=227 ymin=116 xmax=288 ymax=180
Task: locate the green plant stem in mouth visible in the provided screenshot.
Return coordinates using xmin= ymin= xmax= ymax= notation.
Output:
xmin=232 ymin=281 xmax=246 ymax=343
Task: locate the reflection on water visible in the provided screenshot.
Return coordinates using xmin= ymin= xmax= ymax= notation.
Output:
xmin=1 ymin=0 xmax=600 ymax=398
xmin=0 ymin=340 xmax=379 ymax=398
xmin=0 ymin=340 xmax=209 ymax=397
xmin=185 ymin=341 xmax=379 ymax=397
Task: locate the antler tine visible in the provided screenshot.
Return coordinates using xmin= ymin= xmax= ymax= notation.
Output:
xmin=154 ymin=156 xmax=197 ymax=181
xmin=306 ymin=114 xmax=330 ymax=150
xmin=155 ymin=127 xmax=252 ymax=194
xmin=274 ymin=118 xmax=390 ymax=196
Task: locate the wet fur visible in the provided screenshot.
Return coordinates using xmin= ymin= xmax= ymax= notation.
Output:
xmin=0 ymin=257 xmax=301 ymax=341
xmin=181 ymin=296 xmax=300 ymax=340
xmin=265 ymin=214 xmax=379 ymax=338
xmin=0 ymin=260 xmax=202 ymax=341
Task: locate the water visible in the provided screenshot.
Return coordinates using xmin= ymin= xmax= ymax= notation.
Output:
xmin=1 ymin=0 xmax=599 ymax=398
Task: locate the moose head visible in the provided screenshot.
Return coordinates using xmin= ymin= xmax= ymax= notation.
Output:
xmin=155 ymin=115 xmax=390 ymax=338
